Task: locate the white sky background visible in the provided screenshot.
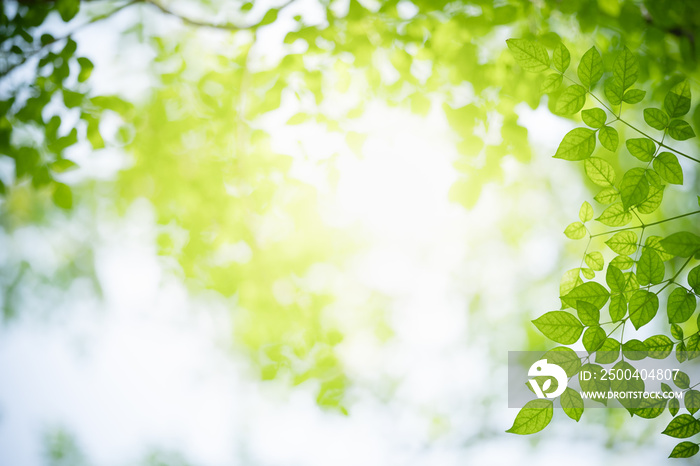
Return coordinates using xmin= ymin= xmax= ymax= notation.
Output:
xmin=0 ymin=1 xmax=691 ymax=465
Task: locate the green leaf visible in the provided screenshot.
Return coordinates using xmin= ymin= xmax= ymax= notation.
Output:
xmin=56 ymin=0 xmax=80 ymax=22
xmin=640 ymin=185 xmax=664 ymax=215
xmin=544 ymin=347 xmax=581 ymax=377
xmin=633 ymin=395 xmax=667 ymax=419
xmin=49 ymin=159 xmax=78 ymax=173
xmin=598 ymin=126 xmax=619 ymax=151
xmin=628 ymin=290 xmax=659 ymax=330
xmin=644 ymin=335 xmax=674 ymax=359
xmin=77 ymin=57 xmax=93 ymax=83
xmin=668 ymin=287 xmax=697 ymax=323
xmin=644 ymin=108 xmax=670 ymax=130
xmin=637 ymin=249 xmax=664 ymax=285
xmin=585 ymin=251 xmax=603 ymax=271
xmin=581 ymin=267 xmax=595 ymax=280
xmin=610 ymin=361 xmax=645 ymax=412
xmin=595 ymin=337 xmax=620 ymax=364
xmin=540 ymin=73 xmax=563 ymax=94
xmin=677 ymin=341 xmax=688 ymax=363
xmin=625 ymin=138 xmax=655 ymax=162
xmin=553 ymin=43 xmax=570 ymax=73
xmin=555 ymin=85 xmax=587 ymax=115
xmin=560 ymin=388 xmax=584 ymax=421
xmin=584 ymin=158 xmax=616 ymax=187
xmin=669 ymin=441 xmax=699 ymax=458
xmin=604 ymin=78 xmax=623 ymax=106
xmin=664 ymin=80 xmax=691 ymax=118
xmin=644 ymin=236 xmax=674 ymax=261
xmin=613 ymin=47 xmax=638 ymax=91
xmin=579 ymin=201 xmax=594 ymax=223
xmin=622 ymin=89 xmax=646 ymax=104
xmin=52 ymin=182 xmax=73 ymax=210
xmin=686 ymin=391 xmax=700 ymax=415
xmin=610 ymin=255 xmax=634 ymax=270
xmin=577 ymin=300 xmax=601 ymax=326
xmin=661 ymin=232 xmax=700 ymax=257
xmin=577 ymin=46 xmax=603 ymax=89
xmin=532 ymin=311 xmax=584 ymax=344
xmin=688 ymin=265 xmax=700 ymax=293
xmin=652 ymin=152 xmax=683 ymax=185
xmin=597 ymin=203 xmax=632 ymax=227
xmin=610 ymin=295 xmax=627 ymax=321
xmin=688 ymin=334 xmax=700 ymax=360
xmin=669 ymin=398 xmax=680 ymax=417
xmin=605 ymin=231 xmax=638 ymax=255
xmin=507 ymin=399 xmax=553 ymax=435
xmin=619 ymin=167 xmax=649 ymax=209
xmin=554 ymin=128 xmax=596 ymax=160
xmin=671 ymin=324 xmax=684 ymax=340
xmin=560 ymin=269 xmax=584 ymax=302
xmin=606 ymin=265 xmax=626 ymax=292
xmin=579 ymin=363 xmax=609 ymax=405
xmin=562 ymin=281 xmax=610 ymax=310
xmin=583 ymin=325 xmax=606 ymax=352
xmin=581 ymin=108 xmax=606 ymax=128
xmin=622 ymin=339 xmax=647 ymax=360
xmin=673 ymin=372 xmax=690 ymax=389
xmin=594 ymin=187 xmax=619 ymax=204
xmin=667 ymin=119 xmax=696 ymax=141
xmin=663 ymin=415 xmax=700 ymax=438
xmin=564 ymin=221 xmax=587 ymax=239
xmin=506 ymin=39 xmax=550 ymax=72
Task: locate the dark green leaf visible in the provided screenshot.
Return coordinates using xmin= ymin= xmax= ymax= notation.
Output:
xmin=688 ymin=265 xmax=700 ymax=293
xmin=669 ymin=441 xmax=699 ymax=458
xmin=686 ymin=391 xmax=700 ymax=415
xmin=663 ymin=415 xmax=700 ymax=439
xmin=644 ymin=334 xmax=674 ymax=359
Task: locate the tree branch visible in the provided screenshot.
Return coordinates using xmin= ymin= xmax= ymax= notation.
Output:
xmin=144 ymin=0 xmax=295 ymax=32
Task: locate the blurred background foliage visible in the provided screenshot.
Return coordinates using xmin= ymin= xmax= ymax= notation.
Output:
xmin=2 ymin=0 xmax=700 ymax=463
